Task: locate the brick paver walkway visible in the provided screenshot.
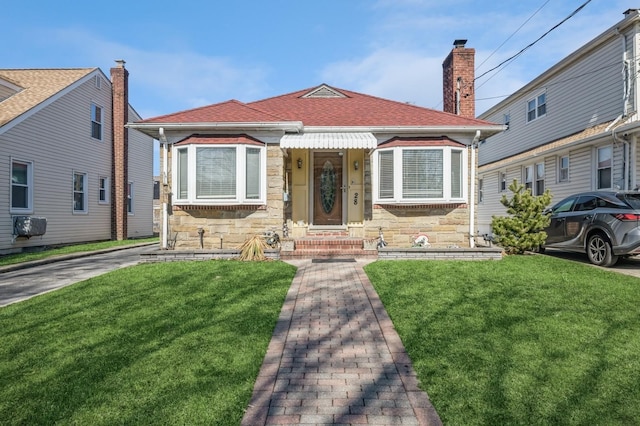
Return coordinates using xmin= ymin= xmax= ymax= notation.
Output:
xmin=242 ymin=259 xmax=442 ymax=426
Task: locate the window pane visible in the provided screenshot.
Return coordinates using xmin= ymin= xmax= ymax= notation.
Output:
xmin=597 ymin=147 xmax=612 ymax=189
xmin=196 ymin=147 xmax=236 ymax=199
xmin=177 ymin=148 xmax=189 ymax=199
xmin=74 ymin=173 xmax=85 ymax=211
xmin=451 ymin=150 xmax=462 ymax=198
xmin=12 ymin=186 xmax=28 ymax=209
xmin=598 ymin=168 xmax=611 ymax=189
xmin=403 ymin=149 xmax=442 ymax=198
xmin=12 ymin=163 xmax=28 ymax=185
xmin=378 ymin=151 xmax=394 ymax=199
xmin=246 ymin=148 xmax=261 ymax=199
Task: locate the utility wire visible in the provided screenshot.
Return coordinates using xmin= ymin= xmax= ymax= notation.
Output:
xmin=476 ymin=0 xmax=551 ymax=72
xmin=474 ymin=0 xmax=592 ymax=83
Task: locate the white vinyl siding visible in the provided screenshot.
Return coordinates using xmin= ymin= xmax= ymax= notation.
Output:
xmin=126 ymin=105 xmax=154 ymax=238
xmin=373 ymin=146 xmax=467 ymax=203
xmin=479 ymin=34 xmax=624 ymax=166
xmin=0 ymin=73 xmax=154 ymax=250
xmin=173 ymin=144 xmax=267 ymax=205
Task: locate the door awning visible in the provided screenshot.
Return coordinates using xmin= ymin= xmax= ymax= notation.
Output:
xmin=280 ymin=132 xmax=377 ymax=149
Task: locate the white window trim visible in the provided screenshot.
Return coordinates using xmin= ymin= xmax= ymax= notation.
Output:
xmin=558 ymin=155 xmax=569 ymax=183
xmin=522 ymin=162 xmax=545 ymax=195
xmin=595 ymin=145 xmax=613 ymax=190
xmin=499 ymin=171 xmax=507 ymax=192
xmin=172 ymin=144 xmax=267 ymax=205
xmin=73 ymin=171 xmax=88 ymax=214
xmin=127 ymin=181 xmax=134 ymax=215
xmin=526 ymin=91 xmax=547 ymax=123
xmin=91 ymin=102 xmax=103 ymax=141
xmin=98 ymin=176 xmax=110 ymax=204
xmin=372 ymin=146 xmax=468 ymax=204
xmin=10 ymin=158 xmax=34 ymax=214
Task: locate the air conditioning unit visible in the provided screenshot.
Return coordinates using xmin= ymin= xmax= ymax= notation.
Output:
xmin=13 ymin=216 xmax=47 ymax=237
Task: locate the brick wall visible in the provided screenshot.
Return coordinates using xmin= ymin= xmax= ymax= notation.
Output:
xmin=442 ymin=42 xmax=475 ymax=119
xmin=110 ymin=60 xmax=129 ymax=240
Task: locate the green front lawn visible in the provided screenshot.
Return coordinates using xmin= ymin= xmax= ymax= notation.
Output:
xmin=365 ymin=256 xmax=640 ymax=426
xmin=0 ymin=260 xmax=296 ymax=425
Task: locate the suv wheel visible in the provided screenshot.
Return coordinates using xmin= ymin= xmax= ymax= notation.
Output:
xmin=587 ymin=233 xmax=619 ymax=267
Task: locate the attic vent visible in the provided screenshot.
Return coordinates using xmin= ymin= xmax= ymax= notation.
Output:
xmin=302 ymin=85 xmax=347 ymax=98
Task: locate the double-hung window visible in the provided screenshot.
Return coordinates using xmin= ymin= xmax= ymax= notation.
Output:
xmin=374 ymin=144 xmax=467 ymax=203
xmin=524 ymin=163 xmax=545 ymax=195
xmin=596 ymin=146 xmax=612 ymax=189
xmin=11 ymin=159 xmax=33 ymax=213
xmin=173 ymin=141 xmax=266 ymax=204
xmin=99 ymin=176 xmax=109 ymax=203
xmin=73 ymin=171 xmax=88 ymax=213
xmin=527 ymin=92 xmax=546 ymax=122
xmin=127 ymin=182 xmax=134 ymax=214
xmin=91 ymin=103 xmax=102 ymax=140
xmin=499 ymin=171 xmax=507 ymax=192
xmin=558 ymin=155 xmax=569 ymax=182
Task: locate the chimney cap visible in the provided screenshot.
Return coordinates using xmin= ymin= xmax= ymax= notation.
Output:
xmin=114 ymin=59 xmax=126 ymax=68
xmin=453 ymin=39 xmax=467 ymax=48
xmin=624 ymin=9 xmax=639 ymax=16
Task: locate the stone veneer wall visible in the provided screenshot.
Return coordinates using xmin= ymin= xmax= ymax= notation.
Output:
xmin=169 ymin=145 xmax=286 ymax=250
xmin=365 ymin=204 xmax=471 ymax=248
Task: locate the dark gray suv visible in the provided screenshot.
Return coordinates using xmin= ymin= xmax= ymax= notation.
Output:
xmin=543 ymin=191 xmax=640 ymax=267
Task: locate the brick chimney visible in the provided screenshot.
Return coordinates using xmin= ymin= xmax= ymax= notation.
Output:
xmin=110 ymin=59 xmax=129 ymax=240
xmin=442 ymin=39 xmax=475 ymax=118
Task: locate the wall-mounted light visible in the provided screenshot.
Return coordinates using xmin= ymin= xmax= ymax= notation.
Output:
xmin=353 ymin=160 xmax=359 ymax=170
xmin=297 ymin=158 xmax=303 ymax=169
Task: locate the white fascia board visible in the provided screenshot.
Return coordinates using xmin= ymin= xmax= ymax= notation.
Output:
xmin=126 ymin=121 xmax=303 ymax=140
xmin=302 ymin=125 xmax=505 ymax=140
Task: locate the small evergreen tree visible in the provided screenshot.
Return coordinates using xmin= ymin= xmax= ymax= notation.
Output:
xmin=491 ymin=179 xmax=552 ymax=254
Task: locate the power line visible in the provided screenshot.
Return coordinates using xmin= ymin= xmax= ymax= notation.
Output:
xmin=474 ymin=0 xmax=592 ymax=84
xmin=476 ymin=0 xmax=552 ymax=72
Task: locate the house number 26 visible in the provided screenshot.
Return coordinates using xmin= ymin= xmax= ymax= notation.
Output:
xmin=353 ymin=192 xmax=359 ymax=205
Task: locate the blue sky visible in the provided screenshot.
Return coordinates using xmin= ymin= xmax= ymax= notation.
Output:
xmin=2 ymin=0 xmax=633 ymax=173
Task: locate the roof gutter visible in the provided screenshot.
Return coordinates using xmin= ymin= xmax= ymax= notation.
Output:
xmin=126 ymin=121 xmax=304 ymax=139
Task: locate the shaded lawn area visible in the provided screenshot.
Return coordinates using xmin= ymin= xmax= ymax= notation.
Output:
xmin=365 ymin=255 xmax=640 ymax=426
xmin=0 ymin=261 xmax=296 ymax=425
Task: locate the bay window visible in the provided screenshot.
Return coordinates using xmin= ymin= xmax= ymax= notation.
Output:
xmin=374 ymin=146 xmax=467 ymax=203
xmin=173 ymin=143 xmax=266 ymax=204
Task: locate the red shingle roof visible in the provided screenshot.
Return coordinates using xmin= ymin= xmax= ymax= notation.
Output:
xmin=141 ymin=99 xmax=285 ymax=123
xmin=140 ymin=85 xmax=496 ymax=127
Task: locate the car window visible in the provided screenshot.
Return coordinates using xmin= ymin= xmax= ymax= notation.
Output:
xmin=552 ymin=197 xmax=575 ymax=213
xmin=619 ymin=194 xmax=640 ymax=210
xmin=574 ymin=196 xmax=597 ymax=211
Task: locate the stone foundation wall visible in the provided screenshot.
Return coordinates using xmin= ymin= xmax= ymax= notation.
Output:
xmin=365 ymin=204 xmax=471 ymax=248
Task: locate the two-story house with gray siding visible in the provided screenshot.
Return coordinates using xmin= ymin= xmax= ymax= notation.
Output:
xmin=477 ymin=8 xmax=640 ymax=236
xmin=0 ymin=61 xmax=154 ymax=254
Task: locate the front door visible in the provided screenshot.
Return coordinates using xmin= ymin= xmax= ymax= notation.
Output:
xmin=313 ymin=152 xmax=343 ymax=225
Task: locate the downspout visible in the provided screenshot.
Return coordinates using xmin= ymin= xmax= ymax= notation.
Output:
xmin=469 ymin=130 xmax=481 ymax=248
xmin=159 ymin=127 xmax=169 ymax=249
xmin=614 ymin=27 xmax=631 ymax=189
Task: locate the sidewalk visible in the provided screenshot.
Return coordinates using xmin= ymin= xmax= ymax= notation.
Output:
xmin=242 ymin=258 xmax=442 ymax=426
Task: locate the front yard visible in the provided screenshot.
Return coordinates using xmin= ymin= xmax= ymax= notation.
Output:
xmin=0 ymin=261 xmax=296 ymax=425
xmin=1 ymin=255 xmax=639 ymax=425
xmin=365 ymin=256 xmax=640 ymax=425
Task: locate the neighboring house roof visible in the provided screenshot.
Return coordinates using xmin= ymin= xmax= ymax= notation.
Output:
xmin=0 ymin=68 xmax=96 ymax=127
xmin=139 ymin=84 xmax=497 ymax=128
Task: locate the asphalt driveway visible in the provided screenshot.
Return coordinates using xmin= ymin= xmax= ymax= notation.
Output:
xmin=0 ymin=244 xmax=157 ymax=307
